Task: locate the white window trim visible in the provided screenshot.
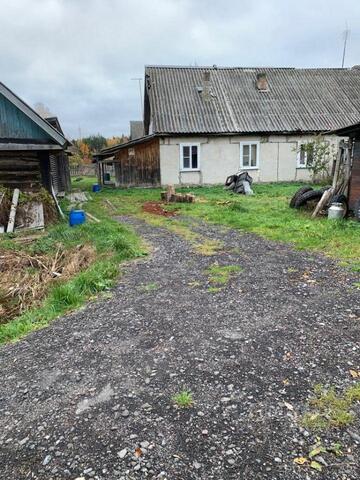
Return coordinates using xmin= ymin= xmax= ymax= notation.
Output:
xmin=297 ymin=143 xmax=308 ymax=169
xmin=240 ymin=141 xmax=260 ymax=170
xmin=179 ymin=143 xmax=201 ymax=171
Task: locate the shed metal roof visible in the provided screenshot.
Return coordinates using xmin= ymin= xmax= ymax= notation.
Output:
xmin=145 ymin=66 xmax=360 ymax=134
xmin=0 ymin=82 xmax=67 ymax=146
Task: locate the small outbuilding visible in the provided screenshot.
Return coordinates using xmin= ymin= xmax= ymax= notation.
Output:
xmin=0 ymin=82 xmax=70 ymax=194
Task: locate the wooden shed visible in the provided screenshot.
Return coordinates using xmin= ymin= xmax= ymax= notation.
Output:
xmin=333 ymin=122 xmax=360 ymax=216
xmin=0 ymin=82 xmax=70 ymax=194
xmin=96 ymin=135 xmax=160 ymax=187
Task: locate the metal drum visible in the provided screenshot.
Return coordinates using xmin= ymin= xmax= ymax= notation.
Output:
xmin=328 ymin=202 xmax=345 ymax=220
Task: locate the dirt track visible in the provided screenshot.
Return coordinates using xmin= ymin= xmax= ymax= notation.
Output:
xmin=0 ymin=216 xmax=359 ymax=479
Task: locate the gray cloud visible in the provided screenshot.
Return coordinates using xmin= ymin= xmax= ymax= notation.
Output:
xmin=1 ymin=0 xmax=359 ymax=138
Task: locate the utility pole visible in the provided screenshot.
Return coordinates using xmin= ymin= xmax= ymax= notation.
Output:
xmin=341 ymin=23 xmax=350 ymax=68
xmin=131 ymin=77 xmax=143 ymax=119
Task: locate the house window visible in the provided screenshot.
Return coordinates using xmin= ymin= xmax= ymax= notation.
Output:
xmin=297 ymin=143 xmax=314 ymax=168
xmin=180 ymin=144 xmax=200 ymax=171
xmin=240 ymin=141 xmax=259 ymax=169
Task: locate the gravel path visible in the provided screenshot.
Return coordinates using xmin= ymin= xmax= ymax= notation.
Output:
xmin=1 ymin=216 xmax=360 ymax=480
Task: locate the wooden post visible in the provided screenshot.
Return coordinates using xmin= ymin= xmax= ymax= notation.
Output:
xmin=7 ymin=188 xmax=20 ymax=233
xmin=312 ymin=145 xmax=342 ymax=218
xmin=0 ymin=192 xmax=4 ymax=233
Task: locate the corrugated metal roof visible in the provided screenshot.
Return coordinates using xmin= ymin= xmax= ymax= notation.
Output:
xmin=97 ymin=134 xmax=156 ymax=159
xmin=145 ymin=66 xmax=360 ymax=134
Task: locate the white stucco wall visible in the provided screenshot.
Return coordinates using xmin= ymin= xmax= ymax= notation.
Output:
xmin=159 ymin=134 xmax=340 ymax=185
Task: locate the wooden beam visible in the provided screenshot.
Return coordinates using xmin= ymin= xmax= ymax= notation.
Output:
xmin=0 ymin=144 xmax=63 ymax=151
xmin=7 ymin=188 xmax=20 ymax=233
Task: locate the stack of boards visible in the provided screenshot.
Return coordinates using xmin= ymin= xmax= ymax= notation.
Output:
xmin=0 ymin=188 xmax=44 ymax=234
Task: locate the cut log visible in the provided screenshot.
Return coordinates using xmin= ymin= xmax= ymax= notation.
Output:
xmin=186 ymin=194 xmax=195 ymax=203
xmin=7 ymin=188 xmax=20 ymax=233
xmin=174 ymin=193 xmax=185 ymax=202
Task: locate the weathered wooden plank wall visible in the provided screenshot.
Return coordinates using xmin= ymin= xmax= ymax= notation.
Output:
xmin=349 ymin=140 xmax=360 ymax=209
xmin=114 ymin=138 xmax=160 ymax=186
xmin=0 ymin=152 xmax=42 ymax=190
xmin=50 ymin=152 xmax=71 ymax=194
xmin=0 ymin=94 xmax=50 ymax=141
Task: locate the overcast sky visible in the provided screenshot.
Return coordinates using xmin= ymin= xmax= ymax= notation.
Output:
xmin=1 ymin=0 xmax=359 ymax=139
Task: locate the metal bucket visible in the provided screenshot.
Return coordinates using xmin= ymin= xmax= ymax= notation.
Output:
xmin=328 ymin=202 xmax=345 ymax=220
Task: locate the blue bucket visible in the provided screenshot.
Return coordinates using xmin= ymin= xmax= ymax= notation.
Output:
xmin=92 ymin=183 xmax=101 ymax=192
xmin=69 ymin=210 xmax=86 ymax=227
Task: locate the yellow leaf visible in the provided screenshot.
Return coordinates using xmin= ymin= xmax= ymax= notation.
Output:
xmin=349 ymin=369 xmax=359 ymax=378
xmin=294 ymin=457 xmax=307 ymax=465
xmin=310 ymin=460 xmax=322 ymax=472
xmin=309 ymin=446 xmax=326 ymax=458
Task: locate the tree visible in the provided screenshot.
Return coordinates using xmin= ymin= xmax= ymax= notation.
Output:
xmin=296 ymin=135 xmax=336 ymax=183
xmin=82 ymin=134 xmax=107 ymax=153
xmin=106 ymin=135 xmax=129 ymax=147
xmin=78 ymin=141 xmax=92 ymax=163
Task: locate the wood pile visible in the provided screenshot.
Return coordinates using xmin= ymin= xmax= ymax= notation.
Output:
xmin=160 ymin=185 xmax=196 ymax=203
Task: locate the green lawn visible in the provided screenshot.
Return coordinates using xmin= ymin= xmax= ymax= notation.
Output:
xmin=78 ymin=179 xmax=360 ymax=272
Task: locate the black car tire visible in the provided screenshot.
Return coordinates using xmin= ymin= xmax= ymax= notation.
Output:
xmin=289 ymin=186 xmax=313 ymax=208
xmin=294 ymin=189 xmax=323 ymax=208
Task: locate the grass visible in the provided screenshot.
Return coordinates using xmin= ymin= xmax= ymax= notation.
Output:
xmin=173 ymin=390 xmax=193 ymax=408
xmin=206 ymin=264 xmax=242 ymax=286
xmin=139 ymin=213 xmax=223 ymax=256
xmin=76 ymin=180 xmax=360 ymax=271
xmin=302 ymin=383 xmax=360 ymax=431
xmin=0 ymin=178 xmax=145 ymax=343
xmin=2 ymin=178 xmax=357 ymax=343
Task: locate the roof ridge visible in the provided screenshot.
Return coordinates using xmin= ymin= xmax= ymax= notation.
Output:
xmin=145 ymin=65 xmax=353 ymax=71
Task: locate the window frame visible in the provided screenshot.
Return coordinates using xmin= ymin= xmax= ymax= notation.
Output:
xmin=240 ymin=141 xmax=260 ymax=170
xmin=297 ymin=143 xmax=308 ymax=169
xmin=179 ymin=143 xmax=201 ymax=172
xmin=297 ymin=142 xmax=315 ymax=169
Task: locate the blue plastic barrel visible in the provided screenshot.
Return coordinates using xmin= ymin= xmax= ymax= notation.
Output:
xmin=92 ymin=183 xmax=101 ymax=192
xmin=69 ymin=210 xmax=86 ymax=227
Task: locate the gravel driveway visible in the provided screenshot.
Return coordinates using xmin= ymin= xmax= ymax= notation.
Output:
xmin=1 ymin=216 xmax=359 ymax=480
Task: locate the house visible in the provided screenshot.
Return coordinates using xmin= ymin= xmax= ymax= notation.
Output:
xmin=332 ymin=122 xmax=360 ymax=216
xmin=0 ymin=82 xmax=70 ymax=194
xmin=97 ymin=65 xmax=360 ymax=186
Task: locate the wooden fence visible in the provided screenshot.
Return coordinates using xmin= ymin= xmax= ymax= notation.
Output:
xmin=70 ymin=165 xmax=99 ymax=177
